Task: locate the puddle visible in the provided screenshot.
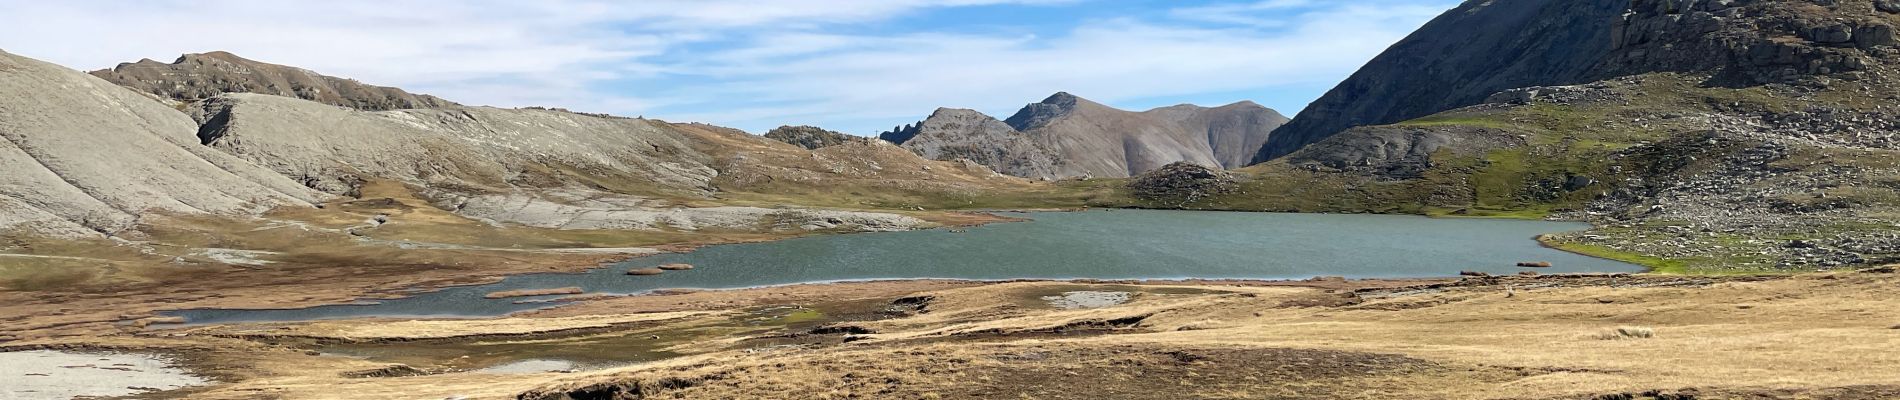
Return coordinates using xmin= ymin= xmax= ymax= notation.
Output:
xmin=1042 ymin=291 xmax=1133 ymax=309
xmin=0 ymin=350 xmax=207 ymax=399
xmin=475 ymin=359 xmax=579 ymax=374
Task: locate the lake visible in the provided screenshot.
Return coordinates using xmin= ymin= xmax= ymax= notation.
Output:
xmin=169 ymin=210 xmax=1641 ymax=324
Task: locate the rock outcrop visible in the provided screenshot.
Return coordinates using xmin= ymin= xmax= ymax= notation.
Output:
xmin=1257 ymin=0 xmax=1900 ymax=164
xmin=91 ymin=51 xmax=456 ymax=111
xmin=883 ymin=93 xmax=1286 ymax=179
xmin=1127 ymin=162 xmax=1239 ymax=205
xmin=763 ymin=125 xmax=864 ymax=150
xmin=0 ymin=50 xmax=324 ymax=236
xmin=881 ymin=108 xmax=1066 ymax=180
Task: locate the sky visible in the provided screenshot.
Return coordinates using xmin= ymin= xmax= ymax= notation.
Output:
xmin=0 ymin=0 xmax=1457 ymax=135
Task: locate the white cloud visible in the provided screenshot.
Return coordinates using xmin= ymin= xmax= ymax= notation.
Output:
xmin=0 ymin=0 xmax=1065 ymax=115
xmin=0 ymin=0 xmax=1453 ymax=134
xmin=659 ymin=2 xmax=1454 ymax=132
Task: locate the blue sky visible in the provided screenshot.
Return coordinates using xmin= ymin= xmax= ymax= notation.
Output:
xmin=0 ymin=0 xmax=1457 ymax=135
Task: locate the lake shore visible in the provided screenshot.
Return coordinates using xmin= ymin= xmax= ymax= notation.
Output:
xmin=167 ymin=210 xmax=1636 ymax=325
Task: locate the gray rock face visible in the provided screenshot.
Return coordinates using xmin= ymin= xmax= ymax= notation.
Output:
xmin=762 ymin=125 xmax=865 ymax=150
xmin=191 ymin=94 xmax=718 ymax=196
xmin=1285 ymin=123 xmax=1524 ymax=179
xmin=0 ymin=50 xmax=325 ymax=236
xmin=885 ymin=93 xmax=1286 ymax=179
xmin=1256 ymin=0 xmax=1626 ymax=164
xmin=886 ymin=108 xmax=1066 ymax=180
xmin=1258 ymin=0 xmax=1900 ymax=164
xmin=92 ymin=51 xmax=456 ymax=111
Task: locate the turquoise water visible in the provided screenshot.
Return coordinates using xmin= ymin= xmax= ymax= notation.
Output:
xmin=169 ymin=210 xmax=1640 ymax=324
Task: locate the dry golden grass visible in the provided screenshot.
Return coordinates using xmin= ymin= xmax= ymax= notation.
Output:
xmin=69 ymin=272 xmax=1895 ymax=400
xmin=198 ymin=311 xmax=721 ymax=341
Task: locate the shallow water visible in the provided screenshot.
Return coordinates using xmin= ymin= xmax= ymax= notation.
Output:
xmin=170 ymin=210 xmax=1640 ymax=324
xmin=0 ymin=350 xmax=206 ymax=399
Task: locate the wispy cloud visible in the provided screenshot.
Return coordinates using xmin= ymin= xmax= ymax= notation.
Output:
xmin=0 ymin=0 xmax=1453 ymax=134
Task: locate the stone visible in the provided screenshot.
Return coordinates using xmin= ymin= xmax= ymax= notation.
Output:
xmin=1811 ymin=25 xmax=1854 ymax=44
xmin=1565 ymin=175 xmax=1599 ymax=191
xmin=1856 ymin=24 xmax=1897 ymax=48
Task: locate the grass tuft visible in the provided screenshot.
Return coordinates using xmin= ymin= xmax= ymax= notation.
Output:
xmin=1594 ymin=326 xmax=1655 ymax=340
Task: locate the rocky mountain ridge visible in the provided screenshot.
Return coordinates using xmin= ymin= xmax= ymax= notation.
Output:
xmin=1131 ymin=0 xmax=1900 ymax=273
xmin=1 ymin=50 xmax=1027 ymax=237
xmin=91 ymin=51 xmax=457 ymax=111
xmin=882 ymin=92 xmax=1286 ymax=179
xmin=0 ymin=50 xmax=326 ymax=236
xmin=1255 ymin=0 xmax=1900 ymax=164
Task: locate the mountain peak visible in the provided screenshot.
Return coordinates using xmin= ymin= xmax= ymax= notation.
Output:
xmin=1041 ymin=91 xmax=1081 ymax=105
xmin=179 ymin=51 xmax=245 ymax=62
xmin=1006 ymin=92 xmax=1100 ymax=131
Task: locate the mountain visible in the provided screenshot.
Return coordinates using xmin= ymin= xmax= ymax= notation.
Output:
xmin=1255 ymin=0 xmax=1900 ymax=163
xmin=90 ymin=51 xmax=457 ymax=111
xmin=0 ymin=50 xmax=1034 ymax=237
xmin=1254 ymin=0 xmax=1625 ymax=163
xmin=1129 ymin=0 xmax=1900 ymax=273
xmin=0 ymin=50 xmax=325 ymax=236
xmin=881 ymin=108 xmax=1066 ymax=180
xmin=882 ymin=92 xmax=1286 ymax=179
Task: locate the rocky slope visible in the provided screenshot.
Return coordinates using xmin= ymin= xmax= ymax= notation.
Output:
xmin=1257 ymin=0 xmax=1900 ymax=164
xmin=884 ymin=93 xmax=1286 ymax=179
xmin=880 ymin=108 xmax=1067 ymax=180
xmin=189 ymin=93 xmax=718 ymax=197
xmin=0 ymin=50 xmax=1037 ymax=237
xmin=0 ymin=50 xmax=324 ymax=236
xmin=1126 ymin=0 xmax=1900 ymax=272
xmin=91 ymin=51 xmax=456 ymax=111
xmin=1254 ymin=0 xmax=1626 ymax=163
